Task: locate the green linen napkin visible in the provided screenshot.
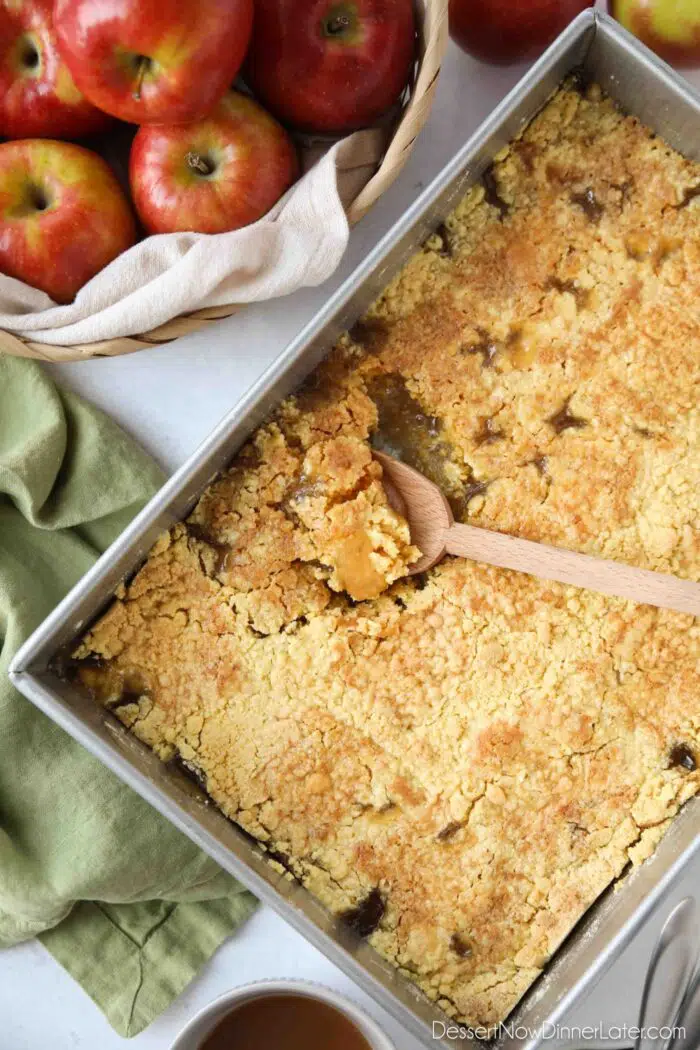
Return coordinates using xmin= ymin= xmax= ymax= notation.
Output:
xmin=0 ymin=357 xmax=257 ymax=1037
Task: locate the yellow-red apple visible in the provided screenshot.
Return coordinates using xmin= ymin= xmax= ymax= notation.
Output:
xmin=0 ymin=0 xmax=110 ymax=138
xmin=608 ymin=0 xmax=700 ymax=67
xmin=0 ymin=139 xmax=137 ymax=302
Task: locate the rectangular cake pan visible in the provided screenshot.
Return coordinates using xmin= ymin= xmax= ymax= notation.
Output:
xmin=10 ymin=11 xmax=700 ymax=1049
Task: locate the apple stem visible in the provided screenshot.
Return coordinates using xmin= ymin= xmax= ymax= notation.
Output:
xmin=186 ymin=152 xmax=215 ymax=176
xmin=326 ymin=13 xmax=351 ymax=34
xmin=132 ymin=55 xmax=151 ymax=101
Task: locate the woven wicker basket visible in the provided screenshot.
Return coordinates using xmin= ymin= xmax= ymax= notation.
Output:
xmin=1 ymin=0 xmax=448 ymax=363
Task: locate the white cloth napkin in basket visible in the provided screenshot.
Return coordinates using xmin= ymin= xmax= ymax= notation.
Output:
xmin=0 ymin=130 xmax=383 ymax=347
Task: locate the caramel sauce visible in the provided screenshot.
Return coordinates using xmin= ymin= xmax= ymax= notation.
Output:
xmin=464 ymin=331 xmax=499 ymax=368
xmin=450 ymin=933 xmax=472 ymax=958
xmin=510 ymin=344 xmax=538 ymax=370
xmin=198 ymin=995 xmax=372 ymax=1050
xmin=570 ymin=188 xmax=604 ymax=223
xmin=549 ymin=401 xmax=587 ymax=434
xmin=625 ymin=232 xmax=654 ymax=261
xmin=77 ymin=663 xmax=149 ymax=707
xmin=569 ymin=66 xmax=593 ymax=96
xmin=437 ymin=821 xmax=462 ymax=842
xmin=669 ymin=744 xmax=697 ymax=772
xmin=482 ymin=164 xmax=510 ymax=218
xmin=435 ymin=221 xmax=454 ymax=258
xmin=675 ymin=184 xmax=700 ymax=210
xmin=507 ymin=327 xmax=538 ymax=370
xmin=513 ymin=139 xmax=538 ymax=174
xmin=625 ymin=232 xmax=681 ymax=269
xmin=186 ymin=522 xmax=230 ymax=575
xmin=341 ymin=887 xmax=385 ymax=937
xmin=656 ymin=237 xmax=682 ymax=266
xmin=475 ymin=417 xmax=504 ymax=446
xmin=546 ymin=276 xmax=589 ymax=309
xmin=284 ymin=475 xmax=325 ymax=508
xmin=348 ymin=318 xmax=390 ymax=354
xmin=368 ymin=373 xmax=450 ymax=487
xmin=612 ymin=179 xmax=634 ymax=210
xmin=367 ymin=373 xmax=488 ymax=521
xmin=462 ymin=481 xmax=488 ymax=507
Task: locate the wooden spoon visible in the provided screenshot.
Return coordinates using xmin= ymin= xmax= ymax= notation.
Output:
xmin=373 ymin=451 xmax=700 ymax=616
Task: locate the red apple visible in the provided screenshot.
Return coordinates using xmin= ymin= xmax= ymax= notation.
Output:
xmin=0 ymin=139 xmax=137 ymax=303
xmin=129 ymin=91 xmax=299 ymax=236
xmin=449 ymin=0 xmax=595 ymax=64
xmin=53 ymin=0 xmax=254 ymax=125
xmin=0 ymin=0 xmax=111 ymax=138
xmin=608 ymin=1 xmax=700 ymax=67
xmin=245 ymin=0 xmax=416 ymax=134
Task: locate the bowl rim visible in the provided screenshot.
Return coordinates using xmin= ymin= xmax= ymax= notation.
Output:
xmin=168 ymin=977 xmax=398 ymax=1050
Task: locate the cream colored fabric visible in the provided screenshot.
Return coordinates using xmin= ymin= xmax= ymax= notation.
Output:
xmin=0 ymin=131 xmax=382 ymax=347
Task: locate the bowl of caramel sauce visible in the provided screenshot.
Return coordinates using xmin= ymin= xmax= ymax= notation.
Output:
xmin=170 ymin=980 xmax=397 ymax=1050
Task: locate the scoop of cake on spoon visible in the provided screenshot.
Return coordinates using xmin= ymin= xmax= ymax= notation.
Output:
xmin=373 ymin=451 xmax=700 ymax=616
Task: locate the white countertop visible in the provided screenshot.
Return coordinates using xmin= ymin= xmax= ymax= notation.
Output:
xmin=2 ymin=10 xmax=700 ymax=1047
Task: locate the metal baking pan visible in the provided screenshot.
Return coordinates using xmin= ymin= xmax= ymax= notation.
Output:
xmin=10 ymin=11 xmax=700 ymax=1049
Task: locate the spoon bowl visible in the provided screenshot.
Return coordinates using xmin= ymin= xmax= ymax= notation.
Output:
xmin=373 ymin=451 xmax=453 ymax=574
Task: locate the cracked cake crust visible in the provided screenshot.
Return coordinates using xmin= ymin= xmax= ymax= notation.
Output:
xmin=69 ymin=82 xmax=699 ymax=1027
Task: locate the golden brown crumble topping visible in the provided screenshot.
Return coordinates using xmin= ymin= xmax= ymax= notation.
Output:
xmin=69 ymin=82 xmax=699 ymax=1027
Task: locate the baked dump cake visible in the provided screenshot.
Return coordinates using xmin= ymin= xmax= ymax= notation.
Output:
xmin=67 ymin=82 xmax=699 ymax=1026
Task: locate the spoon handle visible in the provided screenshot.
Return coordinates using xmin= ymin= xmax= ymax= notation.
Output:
xmin=443 ymin=523 xmax=700 ymax=616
